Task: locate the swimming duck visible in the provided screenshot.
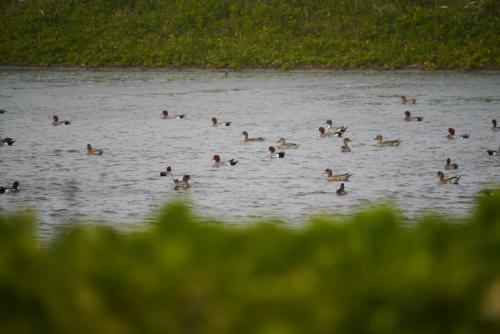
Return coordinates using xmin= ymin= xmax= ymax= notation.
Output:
xmin=447 ymin=128 xmax=469 ymax=139
xmin=487 ymin=146 xmax=499 ymax=156
xmin=404 ymin=110 xmax=423 ymax=121
xmin=325 ymin=168 xmax=352 ymax=181
xmin=336 ymin=183 xmax=348 ymax=196
xmin=492 ymin=119 xmax=500 ymax=131
xmin=52 ymin=115 xmax=71 ymax=126
xmin=86 ymin=143 xmax=103 ymax=155
xmin=444 ymin=158 xmax=458 ymax=170
xmin=269 ymin=146 xmax=285 ymax=158
xmin=341 ymin=138 xmax=352 ymax=152
xmin=242 ymin=131 xmax=265 ymax=142
xmin=437 ymin=171 xmax=461 ymax=185
xmin=401 ymin=96 xmax=416 ymax=104
xmin=160 ymin=166 xmax=172 ymax=176
xmin=174 ymin=175 xmax=190 ymax=189
xmin=319 ymin=126 xmax=344 ymax=138
xmin=276 ymin=137 xmax=300 ymax=149
xmin=0 ymin=181 xmax=19 ymax=194
xmin=0 ymin=109 xmax=6 ymax=114
xmin=0 ymin=137 xmax=15 ymax=146
xmin=213 ymin=154 xmax=238 ymax=167
xmin=212 ymin=117 xmax=231 ymax=127
xmin=325 ymin=120 xmax=348 ymax=136
xmin=375 ymin=135 xmax=402 ymax=147
xmin=162 ymin=110 xmax=185 ymax=119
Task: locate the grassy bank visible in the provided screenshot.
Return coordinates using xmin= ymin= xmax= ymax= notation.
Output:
xmin=0 ymin=0 xmax=499 ymax=69
xmin=1 ymin=192 xmax=500 ymax=333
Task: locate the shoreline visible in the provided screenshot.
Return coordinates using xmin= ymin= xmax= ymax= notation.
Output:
xmin=1 ymin=64 xmax=500 ymax=74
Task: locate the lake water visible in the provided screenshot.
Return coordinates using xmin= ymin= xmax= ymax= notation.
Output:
xmin=1 ymin=68 xmax=499 ymax=237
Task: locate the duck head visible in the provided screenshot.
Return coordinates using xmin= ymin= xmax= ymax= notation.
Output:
xmin=86 ymin=144 xmax=92 ymax=150
xmin=404 ymin=110 xmax=411 ymax=117
xmin=446 ymin=158 xmax=451 ymax=165
xmin=493 ymin=119 xmax=497 ymax=127
xmin=324 ymin=168 xmax=333 ymax=176
xmin=319 ymin=127 xmax=326 ymax=135
xmin=374 ymin=135 xmax=383 ymax=141
xmin=326 ymin=120 xmax=333 ymax=126
xmin=448 ymin=128 xmax=455 ymax=136
xmin=277 ymin=137 xmax=286 ymax=143
xmin=182 ymin=175 xmax=190 ymax=182
xmin=162 ymin=110 xmax=168 ymax=117
xmin=12 ymin=181 xmax=19 ymax=190
xmin=212 ymin=117 xmax=218 ymax=124
xmin=52 ymin=115 xmax=59 ymax=122
xmin=343 ymin=138 xmax=352 ymax=144
xmin=213 ymin=154 xmax=221 ymax=162
xmin=437 ymin=171 xmax=445 ymax=179
xmin=242 ymin=131 xmax=248 ymax=136
xmin=268 ymin=146 xmax=276 ymax=153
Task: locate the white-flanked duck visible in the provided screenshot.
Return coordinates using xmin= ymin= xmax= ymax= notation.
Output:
xmin=325 ymin=120 xmax=348 ymax=136
xmin=319 ymin=126 xmax=343 ymax=138
xmin=160 ymin=166 xmax=173 ymax=176
xmin=0 ymin=181 xmax=19 ymax=194
xmin=487 ymin=146 xmax=499 ymax=156
xmin=86 ymin=144 xmax=103 ymax=155
xmin=1 ymin=137 xmax=15 ymax=146
xmin=447 ymin=128 xmax=469 ymax=139
xmin=242 ymin=131 xmax=264 ymax=142
xmin=162 ymin=110 xmax=185 ymax=119
xmin=437 ymin=171 xmax=461 ymax=185
xmin=336 ymin=183 xmax=348 ymax=196
xmin=174 ymin=175 xmax=190 ymax=190
xmin=375 ymin=135 xmax=402 ymax=147
xmin=325 ymin=168 xmax=352 ymax=181
xmin=213 ymin=154 xmax=238 ymax=167
xmin=268 ymin=146 xmax=285 ymax=158
xmin=401 ymin=96 xmax=416 ymax=104
xmin=404 ymin=110 xmax=423 ymax=121
xmin=276 ymin=137 xmax=300 ymax=149
xmin=52 ymin=115 xmax=71 ymax=126
xmin=341 ymin=138 xmax=352 ymax=152
xmin=492 ymin=119 xmax=500 ymax=131
xmin=212 ymin=117 xmax=231 ymax=127
xmin=444 ymin=158 xmax=458 ymax=170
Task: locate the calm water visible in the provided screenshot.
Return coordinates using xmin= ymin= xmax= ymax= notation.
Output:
xmin=1 ymin=68 xmax=499 ymax=237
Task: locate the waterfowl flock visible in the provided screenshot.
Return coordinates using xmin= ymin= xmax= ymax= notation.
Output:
xmin=0 ymin=81 xmax=498 ymax=220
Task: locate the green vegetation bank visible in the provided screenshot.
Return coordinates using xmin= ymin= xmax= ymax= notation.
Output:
xmin=0 ymin=0 xmax=499 ymax=69
xmin=1 ymin=192 xmax=500 ymax=333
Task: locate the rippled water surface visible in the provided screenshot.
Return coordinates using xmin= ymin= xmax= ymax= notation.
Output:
xmin=1 ymin=68 xmax=499 ymax=237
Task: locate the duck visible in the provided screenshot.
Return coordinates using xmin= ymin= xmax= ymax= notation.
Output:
xmin=492 ymin=119 xmax=500 ymax=131
xmin=86 ymin=143 xmax=103 ymax=155
xmin=0 ymin=137 xmax=15 ymax=146
xmin=174 ymin=175 xmax=190 ymax=189
xmin=341 ymin=138 xmax=352 ymax=152
xmin=325 ymin=168 xmax=352 ymax=181
xmin=213 ymin=154 xmax=238 ymax=167
xmin=160 ymin=166 xmax=172 ymax=176
xmin=268 ymin=146 xmax=285 ymax=158
xmin=212 ymin=117 xmax=231 ymax=127
xmin=52 ymin=115 xmax=71 ymax=126
xmin=242 ymin=131 xmax=265 ymax=142
xmin=374 ymin=135 xmax=402 ymax=147
xmin=336 ymin=183 xmax=348 ymax=196
xmin=437 ymin=171 xmax=461 ymax=185
xmin=0 ymin=181 xmax=19 ymax=194
xmin=404 ymin=110 xmax=423 ymax=121
xmin=447 ymin=128 xmax=469 ymax=139
xmin=487 ymin=146 xmax=499 ymax=156
xmin=401 ymin=96 xmax=416 ymax=104
xmin=444 ymin=158 xmax=458 ymax=170
xmin=325 ymin=120 xmax=348 ymax=136
xmin=162 ymin=110 xmax=185 ymax=119
xmin=0 ymin=109 xmax=6 ymax=114
xmin=319 ymin=126 xmax=344 ymax=138
xmin=276 ymin=137 xmax=300 ymax=149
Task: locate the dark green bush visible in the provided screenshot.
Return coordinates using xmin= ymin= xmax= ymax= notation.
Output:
xmin=1 ymin=193 xmax=500 ymax=333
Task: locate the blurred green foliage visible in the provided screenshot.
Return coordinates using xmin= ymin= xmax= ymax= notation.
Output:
xmin=1 ymin=193 xmax=500 ymax=333
xmin=0 ymin=0 xmax=498 ymax=69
